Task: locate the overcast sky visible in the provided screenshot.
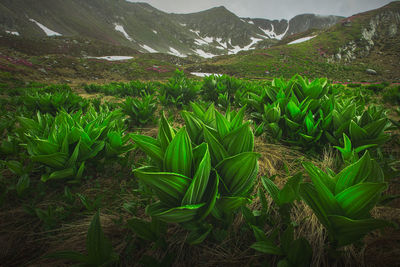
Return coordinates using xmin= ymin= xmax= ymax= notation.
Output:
xmin=128 ymin=0 xmax=394 ymax=19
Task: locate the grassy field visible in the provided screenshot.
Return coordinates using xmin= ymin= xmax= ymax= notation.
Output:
xmin=0 ymin=70 xmax=399 ymax=266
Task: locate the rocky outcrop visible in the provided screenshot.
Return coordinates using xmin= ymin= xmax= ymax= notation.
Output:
xmin=329 ymin=9 xmax=400 ymax=63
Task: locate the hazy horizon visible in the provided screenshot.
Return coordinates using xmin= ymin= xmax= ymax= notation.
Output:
xmin=127 ymin=0 xmax=394 ymax=19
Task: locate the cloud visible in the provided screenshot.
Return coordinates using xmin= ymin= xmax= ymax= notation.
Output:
xmin=127 ymin=0 xmax=393 ymax=19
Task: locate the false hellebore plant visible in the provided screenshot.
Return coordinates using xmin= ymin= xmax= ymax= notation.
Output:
xmin=131 ymin=106 xmax=259 ymax=244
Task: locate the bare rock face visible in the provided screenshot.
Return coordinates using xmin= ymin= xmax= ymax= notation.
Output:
xmin=330 ymin=8 xmax=400 ymax=63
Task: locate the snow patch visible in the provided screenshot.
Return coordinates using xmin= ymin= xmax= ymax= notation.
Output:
xmin=29 ymin=19 xmax=62 ymax=36
xmin=189 ymin=29 xmax=201 ymax=35
xmin=248 ymin=20 xmax=254 ymax=25
xmin=114 ymin=23 xmax=133 ymax=41
xmin=168 ymin=47 xmax=186 ymax=57
xmin=215 ymin=38 xmax=228 ymax=49
xmin=152 ymin=30 xmax=157 ymax=34
xmin=287 ymin=35 xmax=316 ymax=45
xmin=193 ymin=49 xmax=216 ymax=58
xmin=203 ymin=36 xmax=214 ymax=43
xmin=259 ymin=24 xmax=276 ymax=38
xmin=5 ymin=31 xmax=19 ymax=36
xmin=180 ymin=23 xmax=187 ymax=27
xmin=228 ymin=37 xmax=263 ymax=55
xmin=194 ymin=38 xmax=208 ymax=45
xmin=191 ymin=72 xmax=222 ymax=77
xmin=87 ymin=56 xmax=133 ymax=61
xmin=275 ymin=24 xmax=289 ymax=40
xmin=140 ymin=44 xmax=158 ymax=53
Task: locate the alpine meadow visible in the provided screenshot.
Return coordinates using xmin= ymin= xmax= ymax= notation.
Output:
xmin=0 ymin=0 xmax=400 ymax=266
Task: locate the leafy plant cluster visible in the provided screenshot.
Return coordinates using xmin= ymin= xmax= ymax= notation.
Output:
xmin=159 ymin=69 xmax=201 ymax=107
xmin=22 ymin=91 xmax=89 ymax=115
xmin=244 ymin=75 xmax=391 ymax=150
xmin=131 ymin=103 xmax=259 ymax=243
xmin=15 ymin=106 xmax=133 ymax=184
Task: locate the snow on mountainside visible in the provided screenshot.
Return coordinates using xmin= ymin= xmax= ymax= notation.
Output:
xmin=0 ymin=0 xmax=343 ymax=58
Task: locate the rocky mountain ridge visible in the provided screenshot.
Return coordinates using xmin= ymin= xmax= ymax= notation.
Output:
xmin=0 ymin=0 xmax=342 ymax=57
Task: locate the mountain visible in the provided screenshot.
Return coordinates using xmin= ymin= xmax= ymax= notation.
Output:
xmin=188 ymin=1 xmax=400 ymax=82
xmin=0 ymin=0 xmax=342 ymax=58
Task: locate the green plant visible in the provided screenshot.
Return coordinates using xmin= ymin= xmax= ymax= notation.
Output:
xmin=251 ymin=224 xmax=312 ymax=267
xmin=260 ymin=174 xmax=303 ymax=224
xmin=300 ymin=152 xmax=394 ymax=247
xmin=23 ymin=91 xmax=88 ymax=115
xmin=131 ymin=111 xmax=259 ymax=242
xmin=201 ymin=74 xmax=244 ymax=104
xmin=46 ymin=211 xmax=119 ymax=266
xmin=120 ymin=94 xmax=157 ymax=127
xmin=132 ymin=126 xmax=217 ymax=224
xmin=334 ymin=133 xmax=376 ymax=164
xmin=17 ymin=106 xmax=134 ymax=182
xmin=5 ymin=160 xmax=32 ymax=197
xmin=160 ymin=69 xmax=200 ymax=107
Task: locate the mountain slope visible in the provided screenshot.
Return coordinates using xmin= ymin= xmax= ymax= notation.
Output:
xmin=187 ymin=1 xmax=400 ymax=82
xmin=0 ymin=0 xmax=341 ymax=57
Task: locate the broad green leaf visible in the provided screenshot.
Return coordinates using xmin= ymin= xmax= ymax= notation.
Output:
xmin=146 ymin=202 xmax=205 ymax=223
xmin=281 ymin=225 xmax=294 ymax=254
xmin=212 ymin=197 xmax=250 ymax=220
xmin=299 ymin=183 xmax=331 ymax=228
xmin=284 ymin=116 xmax=301 ymax=131
xmin=66 ymin=140 xmax=80 ymax=168
xmin=131 ymin=134 xmax=163 ymax=167
xmin=16 ymin=174 xmax=30 ymax=196
xmin=252 ymin=225 xmax=268 ymax=242
xmin=302 ymin=162 xmax=335 ymax=193
xmin=261 ymin=175 xmax=280 ymax=205
xmin=363 ymin=118 xmax=389 ymax=139
xmin=134 ymin=168 xmax=191 ymax=207
xmin=182 ymin=144 xmax=211 ymax=205
xmin=328 ymin=215 xmax=394 ymax=247
xmin=335 ymin=182 xmax=387 ymax=219
xmin=215 ymin=111 xmax=230 ymax=138
xmin=107 ymin=131 xmax=122 ymax=149
xmin=158 ymin=112 xmax=175 ymax=152
xmin=6 ymin=160 xmax=25 ymax=176
xmin=222 ymin=122 xmax=254 ymax=155
xmin=230 ymin=105 xmax=246 ymax=130
xmin=127 ymin=218 xmax=159 ymax=241
xmin=186 ymin=224 xmax=212 ymax=245
xmin=216 ymin=152 xmax=259 ymax=196
xmin=287 ymin=238 xmax=312 ymax=266
xmin=41 ymin=168 xmax=75 ymax=182
xmin=181 ymin=110 xmax=203 ymax=145
xmin=197 ymin=171 xmax=219 ymax=221
xmin=33 ymin=139 xmax=59 ymax=154
xmin=279 ymin=173 xmax=303 ymax=204
xmin=287 ymin=101 xmax=301 ymax=119
xmin=87 ymin=211 xmax=115 ymax=264
xmin=251 ymin=240 xmax=282 ymax=255
xmin=76 ymin=161 xmax=85 ymax=179
xmin=349 ymin=120 xmax=368 ymax=141
xmin=335 ymin=151 xmax=372 ymax=194
xmin=164 ymin=127 xmax=193 ymax=178
xmin=306 ymin=166 xmax=342 ymax=215
xmin=203 ymin=126 xmax=228 ymax=165
xmin=31 ymin=152 xmax=68 ymax=168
